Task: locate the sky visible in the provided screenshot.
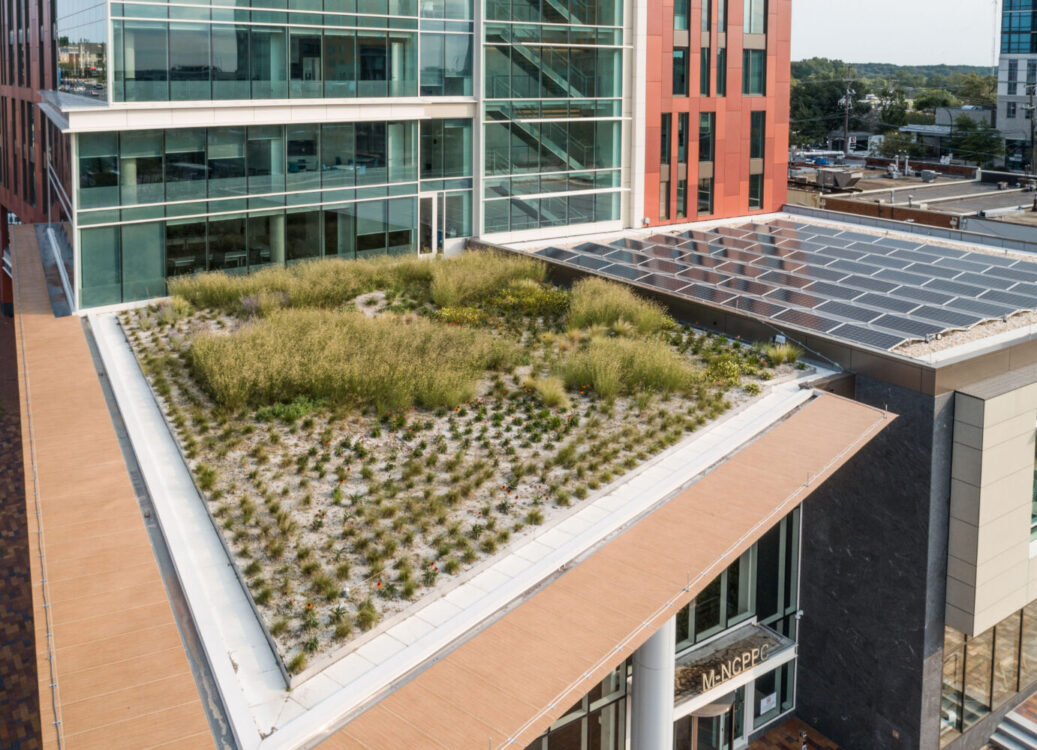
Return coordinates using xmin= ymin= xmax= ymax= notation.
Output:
xmin=792 ymin=0 xmax=1002 ymax=67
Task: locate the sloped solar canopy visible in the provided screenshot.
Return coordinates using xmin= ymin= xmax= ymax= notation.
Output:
xmin=528 ymin=220 xmax=1037 ymax=352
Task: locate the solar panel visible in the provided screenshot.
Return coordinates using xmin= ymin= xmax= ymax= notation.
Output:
xmin=767 ymin=288 xmax=825 ymax=308
xmin=721 ymin=296 xmax=786 ymax=317
xmin=774 ymin=308 xmax=842 ymax=332
xmin=805 ymin=281 xmax=864 ymax=300
xmin=980 ymin=289 xmax=1037 ymax=308
xmin=935 ymin=257 xmax=994 ymax=273
xmin=638 ymin=273 xmax=691 ymax=294
xmin=857 ymin=292 xmax=917 ymax=313
xmin=681 ymin=284 xmax=737 ymax=305
xmin=639 ymin=258 xmax=687 ymax=275
xmin=599 ymin=263 xmax=644 ymax=281
xmin=873 ymin=314 xmax=944 ymax=337
xmin=716 ymin=261 xmax=768 ymax=278
xmin=904 ymin=262 xmax=959 ymax=280
xmin=911 ymin=306 xmax=982 ymax=329
xmin=924 ymin=278 xmax=987 ymax=297
xmin=842 ymin=275 xmax=899 ymax=293
xmin=535 ymin=247 xmax=577 ymax=262
xmin=889 ymin=286 xmax=955 ymax=306
xmin=983 ymin=266 xmax=1037 ymax=284
xmin=759 ymin=270 xmax=813 ymax=288
xmin=721 ymin=277 xmax=776 ymax=296
xmin=604 ymin=249 xmax=649 ymax=265
xmin=831 ymin=323 xmax=907 ymax=350
xmin=856 ymin=254 xmax=912 ymax=270
xmin=566 ymin=254 xmax=612 ymax=271
xmin=817 ymin=300 xmax=882 ymax=323
xmin=528 ymin=219 xmax=1037 ymax=354
xmin=950 ymin=297 xmax=1017 ymax=318
xmin=875 ymin=268 xmax=932 ymax=286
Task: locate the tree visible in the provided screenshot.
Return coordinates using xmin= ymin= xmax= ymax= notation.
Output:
xmin=949 ymin=115 xmax=1004 ymax=166
xmin=878 ymin=86 xmax=909 ymax=128
xmin=876 ymin=130 xmax=927 ymax=159
xmin=951 ymin=73 xmax=996 ymax=108
xmin=790 ymin=75 xmax=871 ymax=147
xmin=912 ymin=89 xmax=959 ymax=112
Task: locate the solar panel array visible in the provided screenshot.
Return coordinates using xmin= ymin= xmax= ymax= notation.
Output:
xmin=531 ymin=219 xmax=1037 ymax=352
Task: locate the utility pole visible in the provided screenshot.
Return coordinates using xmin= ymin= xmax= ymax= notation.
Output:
xmin=843 ymin=80 xmax=851 ymax=157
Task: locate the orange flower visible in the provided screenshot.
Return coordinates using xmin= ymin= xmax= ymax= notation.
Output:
xmin=306 ymin=602 xmax=313 ymax=610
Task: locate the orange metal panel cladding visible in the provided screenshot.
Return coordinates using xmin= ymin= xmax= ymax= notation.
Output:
xmin=644 ymin=0 xmax=791 ymax=226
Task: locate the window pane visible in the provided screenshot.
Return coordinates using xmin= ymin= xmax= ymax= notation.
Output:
xmin=166 ymin=219 xmax=207 ymax=277
xmin=699 ymin=113 xmax=714 ymax=162
xmin=700 ymin=46 xmax=710 ymax=96
xmin=248 ymin=125 xmax=286 ymax=196
xmin=673 ymin=0 xmax=688 ymax=29
xmin=356 ymin=199 xmax=387 ymax=254
xmin=698 ymin=176 xmax=714 ymax=215
xmin=443 ymin=34 xmax=472 ymax=95
xmin=749 ymin=173 xmax=764 ymax=209
xmin=286 ymin=124 xmax=320 ymax=192
xmin=660 ymin=114 xmax=671 ymax=163
xmin=208 ymin=215 xmax=247 ymax=271
xmin=322 ymin=123 xmax=356 ymax=187
xmin=942 ymin=627 xmax=966 ymax=737
xmin=286 ymin=209 xmax=321 ymax=262
xmin=324 ymin=204 xmax=356 ymax=258
xmin=120 ymin=130 xmax=164 ymax=205
xmin=1022 ymin=600 xmax=1037 ymax=686
xmin=717 ymin=48 xmax=727 ymax=96
xmin=443 ymin=191 xmax=472 ymax=237
xmin=164 ymin=129 xmax=207 ymax=202
xmin=324 ymin=31 xmax=357 ymax=97
xmin=78 ymin=132 xmax=120 ymax=209
xmin=390 ymin=33 xmax=418 ymax=96
xmin=80 ymin=226 xmax=122 ymax=307
xmin=756 ymin=522 xmax=781 ymax=620
xmin=289 ymin=31 xmax=322 ymax=97
xmin=387 ymin=122 xmax=416 ymax=183
xmin=964 ymin=628 xmax=994 ymax=728
xmin=750 ymin=111 xmax=766 ymax=159
xmin=208 ymin=127 xmax=246 ymax=198
xmin=672 ymin=48 xmax=688 ymax=96
xmin=251 ymin=27 xmax=288 ymax=99
xmin=993 ymin=613 xmax=1022 ymax=707
xmin=121 ymin=222 xmax=166 ymax=301
xmin=355 ymin=123 xmax=387 ymax=185
xmin=212 ymin=25 xmax=250 ymax=100
xmin=694 ymin=576 xmax=722 ymax=639
xmin=420 ymin=33 xmax=445 ymax=95
xmin=387 ymin=197 xmax=415 ymax=254
xmin=358 ymin=33 xmax=388 ymax=96
xmin=123 ymin=21 xmax=169 ymax=101
xmin=727 ymin=549 xmax=753 ymax=623
xmin=248 ymin=211 xmax=284 ymax=268
xmin=170 ymin=23 xmax=211 ymax=100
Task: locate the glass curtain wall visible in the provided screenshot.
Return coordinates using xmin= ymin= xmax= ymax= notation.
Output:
xmin=76 ymin=119 xmax=472 ymax=306
xmin=941 ymin=600 xmax=1037 ymax=745
xmin=521 ymin=660 xmax=628 ymax=750
xmin=483 ymin=0 xmax=624 ymax=233
xmin=109 ymin=0 xmax=472 ymax=102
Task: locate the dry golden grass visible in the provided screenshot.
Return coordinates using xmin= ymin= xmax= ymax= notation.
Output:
xmin=557 ymin=335 xmax=699 ymax=399
xmin=189 ymin=308 xmax=521 ymax=412
xmin=568 ymin=276 xmax=674 ymax=335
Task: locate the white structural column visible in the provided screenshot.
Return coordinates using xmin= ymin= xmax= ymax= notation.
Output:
xmin=631 ymin=617 xmax=676 ymax=750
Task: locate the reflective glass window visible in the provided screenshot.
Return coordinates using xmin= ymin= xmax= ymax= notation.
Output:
xmin=120 ymin=130 xmax=164 ymax=205
xmin=170 ymin=23 xmax=211 ymax=100
xmin=166 ymin=219 xmax=207 ymax=277
xmin=324 ymin=203 xmax=356 ymax=258
xmin=286 ymin=208 xmax=321 ymax=262
xmin=355 ymin=122 xmax=387 ymax=184
xmin=212 ymin=25 xmax=250 ymax=99
xmin=248 ymin=211 xmax=284 ymax=268
xmin=672 ymin=48 xmax=688 ymax=96
xmin=289 ymin=31 xmax=323 ymax=97
xmin=78 ymin=132 xmax=119 ymax=209
xmin=248 ymin=125 xmax=286 ymax=196
xmin=358 ymin=33 xmax=388 ymax=96
xmin=324 ymin=31 xmax=357 ymax=97
xmin=80 ymin=226 xmax=122 ymax=307
xmin=322 ymin=123 xmax=356 ymax=187
xmin=287 ymin=124 xmax=320 ymax=192
xmin=122 ymin=21 xmax=169 ymax=101
xmin=251 ymin=27 xmax=288 ymax=98
xmin=165 ymin=128 xmax=207 ymax=202
xmin=208 ymin=127 xmax=247 ymax=198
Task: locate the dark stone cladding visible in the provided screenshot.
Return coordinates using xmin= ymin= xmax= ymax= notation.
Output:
xmin=796 ymin=376 xmax=950 ymax=750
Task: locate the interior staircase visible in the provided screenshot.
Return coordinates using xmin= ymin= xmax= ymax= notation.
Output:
xmin=991 ymin=710 xmax=1037 ymax=750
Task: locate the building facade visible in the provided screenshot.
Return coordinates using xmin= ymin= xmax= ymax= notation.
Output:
xmin=999 ymin=0 xmax=1037 ymax=167
xmin=25 ymin=0 xmax=789 ymax=309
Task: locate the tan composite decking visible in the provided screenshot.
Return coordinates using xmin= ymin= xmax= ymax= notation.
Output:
xmin=329 ymin=393 xmax=892 ymax=749
xmin=11 ymin=226 xmax=211 ymax=750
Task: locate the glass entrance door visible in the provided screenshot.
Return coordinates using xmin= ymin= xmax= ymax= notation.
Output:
xmin=419 ymin=194 xmax=436 ymax=254
xmin=674 ymin=687 xmax=746 ymax=750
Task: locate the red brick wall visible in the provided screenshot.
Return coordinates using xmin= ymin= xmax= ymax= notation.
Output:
xmin=0 ymin=0 xmax=55 ymax=226
xmin=643 ymin=0 xmax=790 ymax=227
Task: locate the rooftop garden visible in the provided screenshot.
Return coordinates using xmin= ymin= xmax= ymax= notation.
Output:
xmin=118 ymin=251 xmax=802 ymax=675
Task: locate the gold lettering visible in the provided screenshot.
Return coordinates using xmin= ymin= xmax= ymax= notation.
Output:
xmin=751 ymin=647 xmax=760 ymax=665
xmin=761 ymin=644 xmax=769 ymax=661
xmin=742 ymin=650 xmax=752 ymax=670
xmin=720 ymin=662 xmax=732 ymax=681
xmin=702 ymin=670 xmax=717 ymax=691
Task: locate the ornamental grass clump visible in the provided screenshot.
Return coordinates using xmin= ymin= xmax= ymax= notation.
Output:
xmin=568 ymin=277 xmax=674 ymax=335
xmin=188 ymin=309 xmax=520 ymax=412
xmin=429 ymin=251 xmax=544 ymax=307
xmin=557 ymin=336 xmax=698 ymax=399
xmin=763 ymin=342 xmax=803 ymax=366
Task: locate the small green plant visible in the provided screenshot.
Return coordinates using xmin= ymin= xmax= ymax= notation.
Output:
xmin=763 ymin=342 xmax=803 ymax=366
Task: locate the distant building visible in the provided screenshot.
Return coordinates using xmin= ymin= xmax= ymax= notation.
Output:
xmin=998 ymin=0 xmax=1037 ymax=167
